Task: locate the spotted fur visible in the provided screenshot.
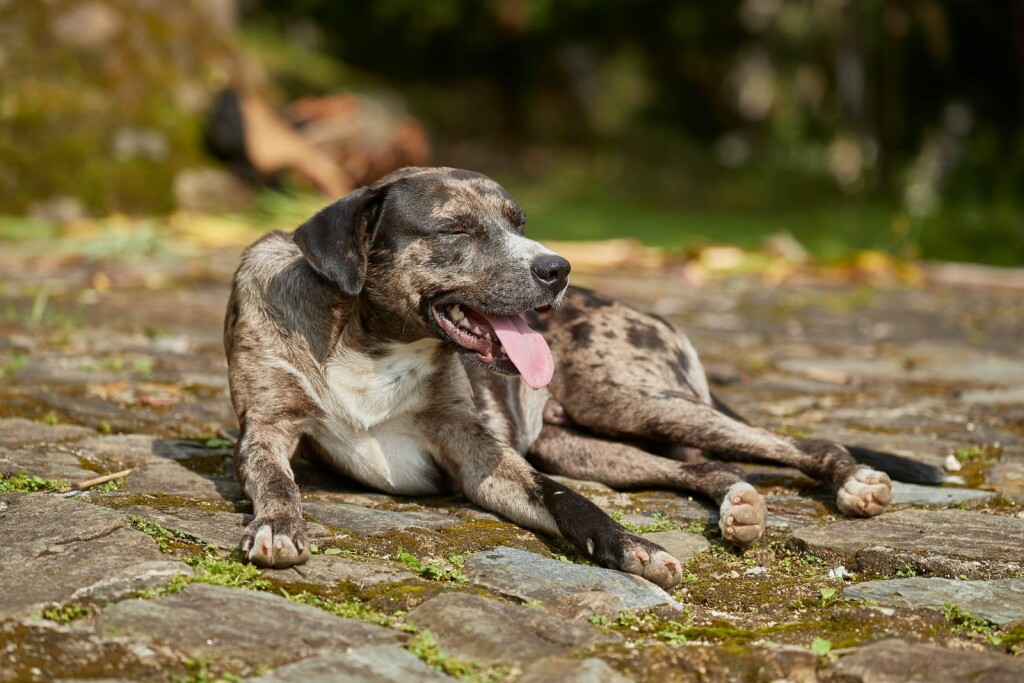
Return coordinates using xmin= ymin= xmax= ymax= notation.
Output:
xmin=225 ymin=166 xmax=940 ymax=584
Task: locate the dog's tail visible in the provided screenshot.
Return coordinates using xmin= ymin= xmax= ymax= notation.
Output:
xmin=845 ymin=444 xmax=946 ymax=485
xmin=710 ymin=391 xmax=946 ymax=485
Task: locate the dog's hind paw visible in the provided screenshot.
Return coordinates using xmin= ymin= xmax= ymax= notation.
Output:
xmin=719 ymin=482 xmax=766 ymax=547
xmin=240 ymin=513 xmax=311 ymax=568
xmin=836 ymin=467 xmax=891 ymax=517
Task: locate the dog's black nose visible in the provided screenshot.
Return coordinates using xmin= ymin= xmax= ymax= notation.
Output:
xmin=531 ymin=254 xmax=571 ymax=293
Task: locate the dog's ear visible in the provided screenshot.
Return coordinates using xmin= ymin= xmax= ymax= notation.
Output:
xmin=293 ymin=187 xmax=386 ymax=297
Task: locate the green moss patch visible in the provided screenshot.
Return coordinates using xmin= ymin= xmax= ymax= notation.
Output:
xmin=0 ymin=471 xmax=68 ymax=493
xmin=406 ymin=630 xmax=518 ymax=683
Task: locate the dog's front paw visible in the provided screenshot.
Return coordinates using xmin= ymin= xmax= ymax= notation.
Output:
xmin=240 ymin=514 xmax=310 ymax=568
xmin=620 ymin=540 xmax=684 ymax=591
xmin=588 ymin=532 xmax=683 ymax=590
xmin=719 ymin=482 xmax=766 ymax=548
xmin=836 ymin=467 xmax=891 ymax=517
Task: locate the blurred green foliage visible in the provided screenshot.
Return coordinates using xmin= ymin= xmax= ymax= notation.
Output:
xmin=244 ymin=0 xmax=1023 ymax=264
xmin=2 ymin=0 xmax=1020 ymax=264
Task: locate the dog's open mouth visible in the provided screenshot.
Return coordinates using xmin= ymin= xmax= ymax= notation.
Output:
xmin=432 ymin=303 xmax=554 ymax=389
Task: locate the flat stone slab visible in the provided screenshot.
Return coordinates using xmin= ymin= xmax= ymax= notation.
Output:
xmin=830 ymin=639 xmax=1024 ymax=683
xmin=96 ymin=583 xmax=403 ymax=671
xmin=620 ymin=490 xmax=717 ymax=524
xmin=71 ymin=434 xmax=237 ymax=478
xmin=406 ymin=593 xmax=615 ymax=665
xmin=779 ymin=353 xmax=1024 ymax=386
xmin=73 ymin=434 xmax=208 ymax=466
xmin=123 ymin=460 xmax=242 ymax=500
xmin=617 ymin=512 xmax=664 ymax=528
xmin=0 ymin=417 xmax=94 ymax=448
xmin=302 ymin=499 xmax=460 ymax=535
xmin=118 ymin=505 xmax=331 ymax=553
xmin=248 ymin=646 xmax=453 ymax=682
xmin=791 ymin=509 xmax=1024 ymax=579
xmin=986 ymin=460 xmax=1024 ymax=504
xmin=844 ymin=577 xmax=1024 ymax=626
xmin=266 ymin=553 xmax=415 ymax=589
xmin=891 ymin=481 xmax=996 ymax=507
xmin=764 ymin=495 xmax=829 ymax=530
xmin=0 ymin=446 xmax=97 ymax=483
xmin=641 ymin=530 xmax=709 ymax=565
xmin=518 ymin=657 xmax=631 ymax=683
xmin=959 ymin=386 xmax=1024 ymax=404
xmin=463 ymin=546 xmax=678 ymax=618
xmin=1 ymin=617 xmax=184 ymax=681
xmin=0 ymin=493 xmax=191 ymax=618
xmin=119 ymin=504 xmax=253 ymax=550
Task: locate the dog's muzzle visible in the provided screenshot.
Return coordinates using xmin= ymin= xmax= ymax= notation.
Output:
xmin=431 ymin=301 xmax=555 ymax=389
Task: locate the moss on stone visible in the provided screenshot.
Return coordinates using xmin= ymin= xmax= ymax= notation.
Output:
xmin=0 ymin=621 xmax=188 ymax=681
xmin=0 ymin=471 xmax=69 ymax=493
xmin=92 ymin=492 xmax=239 ymax=514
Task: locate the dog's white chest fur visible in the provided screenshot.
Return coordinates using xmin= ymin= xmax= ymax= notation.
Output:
xmin=309 ymin=339 xmax=444 ymax=495
xmin=323 ymin=339 xmax=441 ymax=428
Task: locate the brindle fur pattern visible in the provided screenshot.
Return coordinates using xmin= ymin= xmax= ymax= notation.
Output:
xmin=225 ymin=167 xmax=909 ymax=589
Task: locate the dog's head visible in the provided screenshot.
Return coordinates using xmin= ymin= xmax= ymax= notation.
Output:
xmin=294 ymin=167 xmax=569 ymax=388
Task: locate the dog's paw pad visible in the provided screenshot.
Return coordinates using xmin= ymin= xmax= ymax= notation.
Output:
xmin=836 ymin=467 xmax=891 ymax=517
xmin=606 ymin=535 xmax=683 ymax=590
xmin=240 ymin=515 xmax=310 ymax=568
xmin=645 ymin=549 xmax=683 ymax=590
xmin=626 ymin=545 xmax=682 ymax=590
xmin=719 ymin=482 xmax=766 ymax=547
xmin=543 ymin=399 xmax=568 ymax=425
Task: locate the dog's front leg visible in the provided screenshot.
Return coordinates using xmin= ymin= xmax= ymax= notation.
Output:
xmin=433 ymin=423 xmax=683 ymax=590
xmin=234 ymin=420 xmax=310 ymax=568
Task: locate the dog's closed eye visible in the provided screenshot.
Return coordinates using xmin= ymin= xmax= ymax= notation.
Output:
xmin=434 ymin=223 xmax=475 ymax=237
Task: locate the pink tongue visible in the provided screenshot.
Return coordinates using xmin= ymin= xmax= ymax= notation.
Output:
xmin=481 ymin=313 xmax=555 ymax=389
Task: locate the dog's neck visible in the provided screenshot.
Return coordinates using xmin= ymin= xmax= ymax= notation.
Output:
xmin=333 ymin=297 xmax=439 ymax=353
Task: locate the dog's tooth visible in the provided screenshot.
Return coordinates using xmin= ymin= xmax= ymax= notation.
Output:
xmin=449 ymin=304 xmax=464 ymax=320
xmin=473 ymin=326 xmax=482 ymax=335
xmin=459 ymin=318 xmax=471 ymax=329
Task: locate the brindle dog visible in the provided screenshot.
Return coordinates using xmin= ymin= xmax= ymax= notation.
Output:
xmin=224 ymin=166 xmax=943 ymax=589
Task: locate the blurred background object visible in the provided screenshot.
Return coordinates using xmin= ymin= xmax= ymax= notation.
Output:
xmin=1 ymin=0 xmax=1021 ymax=265
xmin=0 ymin=0 xmax=238 ymax=217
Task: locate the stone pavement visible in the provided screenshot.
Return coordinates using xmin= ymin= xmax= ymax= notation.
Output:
xmin=1 ymin=234 xmax=1023 ymax=682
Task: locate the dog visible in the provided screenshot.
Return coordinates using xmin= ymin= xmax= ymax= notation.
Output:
xmin=224 ymin=167 xmax=944 ymax=589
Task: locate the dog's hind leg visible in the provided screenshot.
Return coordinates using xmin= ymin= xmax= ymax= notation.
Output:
xmin=560 ymin=389 xmax=891 ymax=518
xmin=529 ymin=425 xmax=766 ymax=546
xmin=234 ymin=418 xmax=310 ymax=568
